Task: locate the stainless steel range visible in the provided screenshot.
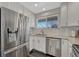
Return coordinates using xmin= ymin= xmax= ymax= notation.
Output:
xmin=72 ymin=44 xmax=79 ymax=57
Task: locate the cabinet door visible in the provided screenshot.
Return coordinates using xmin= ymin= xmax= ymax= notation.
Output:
xmin=33 ymin=36 xmax=46 ymax=53
xmin=39 ymin=37 xmax=46 ymax=53
xmin=61 ymin=39 xmax=68 ymax=57
xmin=29 ymin=36 xmax=34 ymax=51
xmin=60 ymin=3 xmax=68 ymax=27
xmin=68 ymin=2 xmax=79 ymax=26
xmin=33 ymin=37 xmax=39 ymax=50
xmin=61 ymin=39 xmax=72 ymax=57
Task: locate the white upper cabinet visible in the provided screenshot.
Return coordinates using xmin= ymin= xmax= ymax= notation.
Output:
xmin=68 ymin=2 xmax=79 ymax=26
xmin=60 ymin=3 xmax=68 ymax=27
xmin=60 ymin=2 xmax=79 ymax=27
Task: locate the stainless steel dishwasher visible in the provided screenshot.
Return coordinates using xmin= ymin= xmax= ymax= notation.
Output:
xmin=46 ymin=37 xmax=61 ymax=57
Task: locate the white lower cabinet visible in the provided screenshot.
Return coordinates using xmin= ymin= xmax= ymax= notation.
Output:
xmin=39 ymin=37 xmax=46 ymax=53
xmin=30 ymin=36 xmax=73 ymax=57
xmin=61 ymin=39 xmax=72 ymax=57
xmin=29 ymin=36 xmax=35 ymax=51
xmin=33 ymin=36 xmax=46 ymax=53
xmin=33 ymin=36 xmax=39 ymax=51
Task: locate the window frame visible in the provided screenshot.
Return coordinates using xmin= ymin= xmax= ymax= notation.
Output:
xmin=36 ymin=14 xmax=59 ymax=29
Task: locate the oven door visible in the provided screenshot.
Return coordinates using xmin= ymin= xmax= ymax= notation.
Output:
xmin=72 ymin=44 xmax=79 ymax=57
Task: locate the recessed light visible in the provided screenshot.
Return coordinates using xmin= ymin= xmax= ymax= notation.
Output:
xmin=34 ymin=3 xmax=38 ymax=7
xmin=43 ymin=8 xmax=46 ymax=11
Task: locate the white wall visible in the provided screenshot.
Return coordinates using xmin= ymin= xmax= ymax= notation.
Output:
xmin=0 ymin=2 xmax=36 ymax=27
xmin=36 ymin=8 xmax=60 ymax=18
xmin=35 ymin=7 xmax=76 ymax=38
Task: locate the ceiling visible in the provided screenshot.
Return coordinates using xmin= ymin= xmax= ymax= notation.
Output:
xmin=20 ymin=2 xmax=61 ymax=14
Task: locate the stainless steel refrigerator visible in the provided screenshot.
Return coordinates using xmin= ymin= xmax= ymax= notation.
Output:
xmin=1 ymin=7 xmax=29 ymax=57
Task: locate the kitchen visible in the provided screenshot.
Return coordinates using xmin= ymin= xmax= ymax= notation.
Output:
xmin=0 ymin=2 xmax=79 ymax=57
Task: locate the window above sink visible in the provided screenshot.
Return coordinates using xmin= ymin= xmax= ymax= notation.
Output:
xmin=36 ymin=15 xmax=58 ymax=29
